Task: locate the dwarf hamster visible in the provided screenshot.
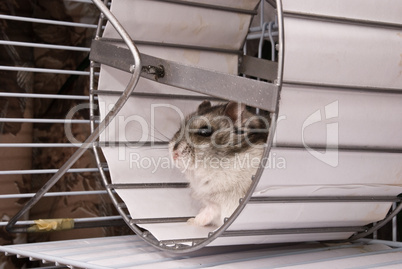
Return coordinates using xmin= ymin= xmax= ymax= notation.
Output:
xmin=169 ymin=101 xmax=269 ymax=226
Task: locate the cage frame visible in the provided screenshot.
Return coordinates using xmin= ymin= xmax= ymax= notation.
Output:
xmin=4 ymin=0 xmax=402 ymax=254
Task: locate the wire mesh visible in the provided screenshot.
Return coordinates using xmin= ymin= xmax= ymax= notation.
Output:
xmin=0 ymin=0 xmax=400 ymax=261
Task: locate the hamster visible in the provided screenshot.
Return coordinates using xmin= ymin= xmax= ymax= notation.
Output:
xmin=169 ymin=101 xmax=269 ymax=226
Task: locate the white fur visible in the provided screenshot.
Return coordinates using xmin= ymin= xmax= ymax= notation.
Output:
xmin=169 ymin=142 xmax=263 ymax=226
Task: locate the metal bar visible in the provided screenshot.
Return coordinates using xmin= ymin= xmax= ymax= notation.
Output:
xmin=0 ymin=40 xmax=90 ymax=52
xmin=0 ymin=66 xmax=91 ymax=75
xmin=117 ymin=203 xmax=127 ymax=209
xmin=0 ymin=216 xmax=122 ymax=227
xmin=0 ymin=190 xmax=108 ymax=199
xmin=0 ymin=118 xmax=94 ymax=124
xmin=258 ymin=21 xmax=271 ymax=61
xmin=221 ymin=226 xmax=367 ymax=237
xmin=154 ymin=0 xmax=258 ymax=15
xmin=107 ymin=183 xmax=189 ymax=189
xmin=247 ymin=31 xmax=279 ymax=41
xmin=93 ymin=89 xmax=223 ymax=101
xmin=393 ymin=203 xmax=398 ymax=241
xmin=130 ymin=217 xmax=193 ymax=225
xmin=249 ymin=25 xmax=271 ymax=32
xmin=0 ymin=168 xmax=104 ymax=175
xmin=89 ymin=40 xmax=142 ymax=72
xmin=260 ymin=0 xmax=265 ymax=28
xmin=275 ymin=0 xmax=285 ymax=85
xmin=0 ymin=92 xmax=90 ymax=100
xmin=239 ymin=55 xmax=278 ymax=81
xmin=273 ymin=145 xmax=402 ymax=154
xmin=0 ymin=143 xmax=82 ymax=148
xmin=97 ymin=141 xmax=168 ymax=147
xmin=373 ymin=222 xmax=378 ymax=239
xmin=90 ymin=40 xmax=279 ymax=111
xmin=0 ymin=14 xmax=98 ymax=28
xmin=29 ymin=264 xmax=65 ymax=269
xmin=72 ymin=218 xmax=126 ymax=229
xmin=64 ymin=0 xmax=95 ymax=3
xmin=249 ymin=196 xmax=402 ymax=203
xmin=100 ymin=38 xmax=242 ymax=55
xmin=284 ymin=11 xmax=402 ymax=30
xmin=283 ymin=80 xmax=402 ymax=95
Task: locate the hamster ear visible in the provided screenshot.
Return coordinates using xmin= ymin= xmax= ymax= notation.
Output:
xmin=225 ymin=102 xmax=246 ymax=122
xmin=197 ymin=100 xmax=211 ymax=113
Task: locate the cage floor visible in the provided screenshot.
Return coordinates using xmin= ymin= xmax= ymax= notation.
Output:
xmin=1 ymin=236 xmax=402 ymax=268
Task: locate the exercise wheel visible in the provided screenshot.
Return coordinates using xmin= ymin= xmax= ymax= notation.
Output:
xmin=6 ymin=0 xmax=402 ymax=254
xmin=89 ymin=0 xmax=402 ymax=252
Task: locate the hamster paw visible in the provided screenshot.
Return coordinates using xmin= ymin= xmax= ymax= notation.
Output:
xmin=187 ymin=218 xmax=196 ymax=225
xmin=188 ymin=212 xmax=215 ymax=226
xmin=187 ymin=216 xmax=209 ymax=226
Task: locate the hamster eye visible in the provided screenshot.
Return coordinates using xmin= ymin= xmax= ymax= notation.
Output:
xmin=196 ymin=126 xmax=213 ymax=137
xmin=234 ymin=127 xmax=245 ymax=135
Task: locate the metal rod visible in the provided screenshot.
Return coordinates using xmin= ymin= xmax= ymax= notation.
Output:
xmin=222 ymin=226 xmax=367 ymax=237
xmin=247 ymin=30 xmax=279 ymax=40
xmin=107 ymin=182 xmax=189 ymax=189
xmin=0 ymin=118 xmax=95 ymax=124
xmin=0 ymin=40 xmax=90 ymax=52
xmin=97 ymin=141 xmax=168 ymax=147
xmin=284 ymin=11 xmax=402 ymax=30
xmin=100 ymin=38 xmax=242 ymax=55
xmin=7 ymin=218 xmax=126 ymax=233
xmin=373 ymin=223 xmax=378 ymax=239
xmin=393 ymin=202 xmax=397 ymax=242
xmin=249 ymin=196 xmax=402 ymax=203
xmin=0 ymin=190 xmax=108 ymax=199
xmin=258 ymin=21 xmax=270 ymax=59
xmin=273 ymin=145 xmax=402 ymax=154
xmin=0 ymin=92 xmax=90 ymax=100
xmin=260 ymin=0 xmax=264 ymax=30
xmin=93 ymin=89 xmax=223 ymax=101
xmin=117 ymin=203 xmax=127 ymax=209
xmin=0 ymin=66 xmax=91 ymax=75
xmin=90 ymin=39 xmax=279 ymax=111
xmin=283 ymin=80 xmax=402 ymax=95
xmin=154 ymin=0 xmax=258 ymax=15
xmin=59 ymin=0 xmax=95 ymax=4
xmin=130 ymin=217 xmax=193 ymax=225
xmin=0 ymin=143 xmax=82 ymax=148
xmin=0 ymin=168 xmax=105 ymax=175
xmin=0 ymin=14 xmax=98 ymax=28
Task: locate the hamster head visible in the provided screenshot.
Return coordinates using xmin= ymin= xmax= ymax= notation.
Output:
xmin=169 ymin=101 xmax=269 ymax=174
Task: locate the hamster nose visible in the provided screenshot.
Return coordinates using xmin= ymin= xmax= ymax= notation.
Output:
xmin=173 ymin=151 xmax=180 ymax=160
